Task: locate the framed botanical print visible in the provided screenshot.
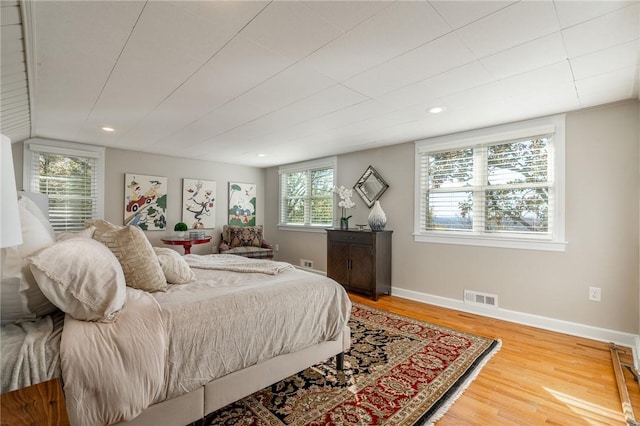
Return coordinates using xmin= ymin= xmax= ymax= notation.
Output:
xmin=182 ymin=178 xmax=216 ymax=229
xmin=124 ymin=173 xmax=167 ymax=230
xmin=228 ymin=182 xmax=256 ymax=226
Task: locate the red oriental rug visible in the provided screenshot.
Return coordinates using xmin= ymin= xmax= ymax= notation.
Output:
xmin=196 ymin=303 xmax=501 ymax=425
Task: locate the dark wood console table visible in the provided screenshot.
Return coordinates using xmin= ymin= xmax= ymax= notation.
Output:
xmin=326 ymin=229 xmax=392 ymax=300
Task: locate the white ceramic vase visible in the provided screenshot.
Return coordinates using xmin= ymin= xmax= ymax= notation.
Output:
xmin=368 ymin=200 xmax=387 ymax=231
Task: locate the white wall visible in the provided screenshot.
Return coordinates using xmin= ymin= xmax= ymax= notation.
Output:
xmin=266 ymin=101 xmax=640 ymax=334
xmin=104 ymin=149 xmax=266 ymax=253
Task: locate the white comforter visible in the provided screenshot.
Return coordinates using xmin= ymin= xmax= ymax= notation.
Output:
xmin=60 ymin=258 xmax=351 ymax=426
xmin=61 ymin=288 xmax=166 ymax=426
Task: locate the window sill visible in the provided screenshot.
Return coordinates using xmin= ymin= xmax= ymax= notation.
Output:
xmin=413 ymin=233 xmax=567 ymax=252
xmin=277 ymin=224 xmax=329 ymax=233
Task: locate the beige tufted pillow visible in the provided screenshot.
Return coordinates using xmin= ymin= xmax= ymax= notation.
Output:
xmin=153 ymin=247 xmax=196 ymax=284
xmin=86 ymin=219 xmax=122 ymax=239
xmin=88 ymin=221 xmax=167 ymax=292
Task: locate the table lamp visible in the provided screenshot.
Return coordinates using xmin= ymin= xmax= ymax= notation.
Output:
xmin=1 ymin=134 xmax=22 ymax=248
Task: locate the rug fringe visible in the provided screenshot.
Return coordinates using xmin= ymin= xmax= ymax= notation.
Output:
xmin=418 ymin=339 xmax=503 ymax=426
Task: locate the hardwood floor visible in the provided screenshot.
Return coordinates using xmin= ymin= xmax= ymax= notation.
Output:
xmin=348 ymin=293 xmax=640 ymax=425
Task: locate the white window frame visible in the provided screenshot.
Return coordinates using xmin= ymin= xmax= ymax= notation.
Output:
xmin=278 ymin=156 xmax=336 ymax=232
xmin=414 ymin=115 xmax=566 ymax=252
xmin=23 ymin=138 xmax=105 ymax=230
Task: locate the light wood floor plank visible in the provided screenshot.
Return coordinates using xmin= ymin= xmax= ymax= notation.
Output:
xmin=348 ymin=293 xmax=640 ymax=425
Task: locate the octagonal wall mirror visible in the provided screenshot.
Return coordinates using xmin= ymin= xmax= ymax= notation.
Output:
xmin=353 ymin=165 xmax=389 ymax=208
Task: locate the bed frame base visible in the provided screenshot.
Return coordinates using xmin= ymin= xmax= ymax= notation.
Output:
xmin=118 ymin=326 xmax=350 ymax=426
xmin=336 ymin=351 xmax=345 ymax=370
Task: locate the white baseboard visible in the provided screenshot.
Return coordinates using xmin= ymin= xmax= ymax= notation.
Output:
xmin=392 ymin=286 xmax=640 ymax=369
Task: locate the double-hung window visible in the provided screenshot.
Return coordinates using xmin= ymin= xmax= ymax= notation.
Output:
xmin=415 ymin=115 xmax=566 ymax=251
xmin=23 ymin=139 xmax=105 ymax=232
xmin=278 ymin=157 xmax=336 ymax=230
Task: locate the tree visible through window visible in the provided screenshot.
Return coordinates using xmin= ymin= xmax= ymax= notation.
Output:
xmin=37 ymin=153 xmax=97 ymax=231
xmin=485 ymin=139 xmax=549 ymax=233
xmin=426 ymin=148 xmax=474 ymax=231
xmin=25 ymin=140 xmax=104 ymax=233
xmin=415 ymin=115 xmax=566 ymax=252
xmin=279 ymin=158 xmax=335 ymax=227
xmin=425 ymin=137 xmax=551 ymax=236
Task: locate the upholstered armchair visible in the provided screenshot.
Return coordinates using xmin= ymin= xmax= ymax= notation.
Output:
xmin=218 ymin=225 xmax=273 ymax=259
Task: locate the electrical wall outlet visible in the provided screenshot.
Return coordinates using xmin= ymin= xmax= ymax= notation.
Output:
xmin=589 ymin=286 xmax=601 ymax=302
xmin=300 ymin=259 xmax=313 ymax=269
xmin=275 ymin=244 xmax=279 ymax=251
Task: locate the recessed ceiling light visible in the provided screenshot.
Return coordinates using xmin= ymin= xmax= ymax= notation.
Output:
xmin=101 ymin=126 xmax=115 ymax=132
xmin=257 ymin=153 xmax=266 ymax=157
xmin=428 ymin=106 xmax=446 ymax=114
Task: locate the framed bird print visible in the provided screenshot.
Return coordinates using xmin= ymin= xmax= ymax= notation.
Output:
xmin=182 ymin=179 xmax=216 ymax=229
xmin=228 ymin=182 xmax=256 ymax=226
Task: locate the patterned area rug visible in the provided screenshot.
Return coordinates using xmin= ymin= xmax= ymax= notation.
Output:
xmin=196 ymin=303 xmax=500 ymax=426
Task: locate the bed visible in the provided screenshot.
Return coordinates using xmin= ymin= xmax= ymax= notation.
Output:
xmin=0 ymin=192 xmax=351 ymax=426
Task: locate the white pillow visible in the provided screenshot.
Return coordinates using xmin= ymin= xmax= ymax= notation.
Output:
xmin=18 ymin=194 xmax=55 ymax=241
xmin=29 ymin=238 xmax=126 ymax=322
xmin=153 ymin=247 xmax=196 ymax=284
xmin=56 ymin=226 xmax=96 ymax=242
xmin=1 ymin=201 xmax=58 ymax=324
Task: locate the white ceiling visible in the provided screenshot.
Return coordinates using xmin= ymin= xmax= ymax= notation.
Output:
xmin=13 ymin=1 xmax=640 ymax=167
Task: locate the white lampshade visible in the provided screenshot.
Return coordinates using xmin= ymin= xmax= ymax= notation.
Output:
xmin=1 ymin=134 xmax=22 ymax=248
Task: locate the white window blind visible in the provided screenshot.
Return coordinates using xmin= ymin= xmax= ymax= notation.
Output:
xmin=279 ymin=157 xmax=335 ymax=228
xmin=414 ymin=115 xmax=566 ymax=251
xmin=422 ymin=137 xmax=552 ymax=235
xmin=24 ymin=139 xmax=104 ymax=232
